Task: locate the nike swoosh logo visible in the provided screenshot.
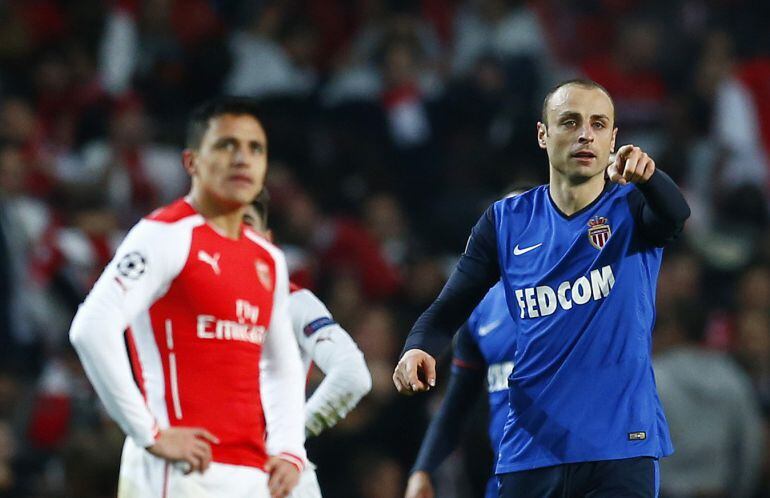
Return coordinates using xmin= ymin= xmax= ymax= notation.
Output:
xmin=478 ymin=319 xmax=503 ymax=337
xmin=513 ymin=243 xmax=543 ymax=256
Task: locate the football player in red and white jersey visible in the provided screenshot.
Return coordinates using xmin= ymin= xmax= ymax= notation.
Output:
xmin=69 ymin=97 xmax=306 ymax=498
xmin=244 ymin=193 xmax=372 ymax=498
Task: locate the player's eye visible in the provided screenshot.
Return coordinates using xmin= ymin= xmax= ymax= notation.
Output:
xmin=562 ymin=120 xmax=577 ymax=127
xmin=215 ymin=139 xmax=236 ymax=151
xmin=250 ymin=143 xmax=264 ymax=154
xmin=593 ymin=122 xmax=605 ymax=129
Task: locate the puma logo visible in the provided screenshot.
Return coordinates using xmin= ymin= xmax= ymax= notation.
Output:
xmin=198 ymin=250 xmax=221 ymax=275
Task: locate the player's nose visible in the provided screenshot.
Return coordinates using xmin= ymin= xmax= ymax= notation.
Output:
xmin=231 ymin=146 xmax=250 ymax=168
xmin=578 ymin=124 xmax=595 ymax=143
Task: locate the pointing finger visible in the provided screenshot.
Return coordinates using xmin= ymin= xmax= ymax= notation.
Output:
xmin=623 ymin=148 xmax=641 ymax=181
xmin=606 ymin=161 xmax=624 ymax=184
xmin=615 ymin=144 xmax=634 ymax=160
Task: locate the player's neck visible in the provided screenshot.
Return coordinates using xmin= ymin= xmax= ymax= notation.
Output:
xmin=187 ymin=191 xmax=246 ymax=240
xmin=548 ymin=172 xmax=606 ymax=216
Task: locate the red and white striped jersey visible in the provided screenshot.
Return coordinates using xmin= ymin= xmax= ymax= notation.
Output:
xmin=70 ymin=198 xmax=306 ymax=471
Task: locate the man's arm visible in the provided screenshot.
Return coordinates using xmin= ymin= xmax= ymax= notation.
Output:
xmin=394 ymin=206 xmax=500 ymax=394
xmin=633 ymin=169 xmax=691 ymax=245
xmin=260 ymin=250 xmax=307 ymax=495
xmin=68 ymin=219 xmax=216 ymax=472
xmin=290 ymin=289 xmax=371 ymax=437
xmin=406 ymin=324 xmax=486 ymax=498
xmin=69 ymin=220 xmax=181 ymax=447
xmin=608 ymin=145 xmax=691 ymax=246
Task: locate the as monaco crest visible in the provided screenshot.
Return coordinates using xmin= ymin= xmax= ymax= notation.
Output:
xmin=255 ymin=259 xmax=273 ymax=291
xmin=587 ymin=216 xmax=612 ymax=250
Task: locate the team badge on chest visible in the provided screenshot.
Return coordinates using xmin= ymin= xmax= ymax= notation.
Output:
xmin=587 ymin=216 xmax=612 ymax=250
xmin=255 ymin=259 xmax=274 ymax=291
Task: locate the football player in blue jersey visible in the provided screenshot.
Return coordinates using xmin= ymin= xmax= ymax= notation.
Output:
xmin=405 ymin=282 xmax=515 ymax=498
xmin=393 ymin=79 xmax=690 ymax=498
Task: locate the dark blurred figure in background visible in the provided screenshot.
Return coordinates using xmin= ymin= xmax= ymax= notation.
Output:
xmin=654 ymin=302 xmax=764 ymax=498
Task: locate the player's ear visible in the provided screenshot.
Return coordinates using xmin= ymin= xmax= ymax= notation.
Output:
xmin=610 ymin=127 xmax=618 ymax=153
xmin=182 ymin=149 xmax=196 ymax=176
xmin=265 ymin=229 xmax=274 ymax=243
xmin=537 ymin=122 xmax=548 ymax=149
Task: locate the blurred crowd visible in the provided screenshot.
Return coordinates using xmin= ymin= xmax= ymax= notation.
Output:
xmin=0 ymin=0 xmax=769 ymax=497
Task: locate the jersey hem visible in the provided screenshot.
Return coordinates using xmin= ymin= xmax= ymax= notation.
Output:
xmin=495 ymin=448 xmax=672 ymax=474
xmin=212 ymin=454 xmax=268 ymax=471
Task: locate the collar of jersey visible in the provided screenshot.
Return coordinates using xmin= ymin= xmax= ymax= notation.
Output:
xmin=546 ymin=179 xmax=614 ymax=220
xmin=183 ymin=196 xmax=247 ymax=241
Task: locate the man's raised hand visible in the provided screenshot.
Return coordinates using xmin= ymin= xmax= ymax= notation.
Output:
xmin=607 ymin=145 xmax=656 ymax=185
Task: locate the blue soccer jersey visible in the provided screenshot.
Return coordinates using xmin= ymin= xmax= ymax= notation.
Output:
xmin=405 ymin=171 xmax=688 ymax=478
xmin=492 ymin=182 xmax=674 ymax=473
xmin=453 ymin=282 xmax=517 ymax=498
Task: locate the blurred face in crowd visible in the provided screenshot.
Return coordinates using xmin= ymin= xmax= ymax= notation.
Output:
xmin=0 ymin=145 xmax=24 ymax=195
xmin=383 ymin=40 xmax=419 ymax=88
xmin=364 ymin=193 xmax=405 ymax=243
xmin=110 ymin=107 xmax=148 ymax=147
xmin=537 ymin=85 xmax=617 ymax=183
xmin=735 ymin=310 xmax=770 ymax=372
xmin=737 ymin=266 xmax=770 ymax=311
xmin=183 ymin=114 xmax=267 ymax=209
xmin=0 ymin=99 xmax=36 ymax=144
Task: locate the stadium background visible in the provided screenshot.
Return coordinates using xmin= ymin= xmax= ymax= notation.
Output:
xmin=0 ymin=0 xmax=769 ymax=496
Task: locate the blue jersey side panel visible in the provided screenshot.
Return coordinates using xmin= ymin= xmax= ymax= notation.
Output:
xmin=459 ymin=282 xmax=517 ymax=454
xmin=454 ymin=282 xmax=517 ymax=498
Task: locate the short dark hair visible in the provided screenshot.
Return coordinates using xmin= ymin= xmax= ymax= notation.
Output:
xmin=541 ymin=79 xmax=615 ymax=128
xmin=249 ymin=188 xmax=271 ymax=230
xmin=186 ymin=96 xmax=264 ymax=149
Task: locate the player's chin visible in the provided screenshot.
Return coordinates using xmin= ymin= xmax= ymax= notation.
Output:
xmin=221 ymin=186 xmax=262 ymax=206
xmin=565 ymin=164 xmax=604 ymax=181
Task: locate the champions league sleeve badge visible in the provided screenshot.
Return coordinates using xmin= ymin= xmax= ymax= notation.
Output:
xmin=587 ymin=216 xmax=612 ymax=250
xmin=116 ymin=251 xmax=147 ymax=279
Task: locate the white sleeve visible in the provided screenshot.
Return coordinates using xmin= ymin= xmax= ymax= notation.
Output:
xmin=259 ymin=251 xmax=307 ymax=471
xmin=69 ymin=219 xmax=188 ymax=448
xmin=290 ymin=290 xmax=372 ymax=437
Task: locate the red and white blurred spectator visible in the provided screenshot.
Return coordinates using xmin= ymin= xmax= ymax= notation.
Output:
xmin=283 ymin=190 xmax=402 ymax=301
xmin=451 ymin=0 xmax=551 ymax=77
xmin=56 ymin=95 xmax=186 ymax=224
xmin=225 ymin=4 xmax=318 ymax=98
